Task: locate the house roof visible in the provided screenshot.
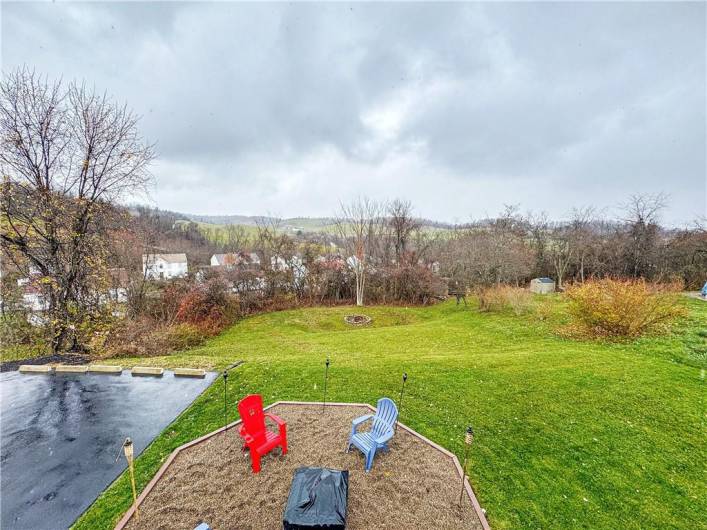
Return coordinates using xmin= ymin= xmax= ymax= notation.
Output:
xmin=212 ymin=252 xmax=259 ymax=266
xmin=143 ymin=253 xmax=187 ymax=264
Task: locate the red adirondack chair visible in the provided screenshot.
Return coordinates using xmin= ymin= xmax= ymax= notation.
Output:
xmin=237 ymin=394 xmax=287 ymax=473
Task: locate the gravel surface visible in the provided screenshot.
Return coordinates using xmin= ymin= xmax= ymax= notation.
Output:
xmin=124 ymin=404 xmax=483 ymax=530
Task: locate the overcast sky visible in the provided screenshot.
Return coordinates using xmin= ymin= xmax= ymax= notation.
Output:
xmin=2 ymin=2 xmax=705 ymax=225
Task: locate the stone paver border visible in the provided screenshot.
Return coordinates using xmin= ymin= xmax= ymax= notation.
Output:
xmin=130 ymin=367 xmax=164 ymax=377
xmin=18 ymin=365 xmax=53 ymax=373
xmin=113 ymin=401 xmax=491 ymax=530
xmin=55 ymin=365 xmax=89 ymax=373
xmin=17 ymin=366 xmax=210 ymax=379
xmin=173 ymin=368 xmax=206 ymax=378
xmin=88 ymin=365 xmax=123 ymax=373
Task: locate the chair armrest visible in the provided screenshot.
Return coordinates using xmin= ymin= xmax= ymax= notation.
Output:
xmin=351 ymin=414 xmax=373 ymax=429
xmin=264 ymin=413 xmax=286 ymax=427
xmin=238 ymin=425 xmax=254 ymax=444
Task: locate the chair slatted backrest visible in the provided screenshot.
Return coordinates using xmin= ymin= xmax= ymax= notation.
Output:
xmin=238 ymin=394 xmax=267 ymax=445
xmin=371 ymin=398 xmax=398 ymax=440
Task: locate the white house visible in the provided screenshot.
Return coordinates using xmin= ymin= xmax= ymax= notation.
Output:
xmin=346 ymin=255 xmax=361 ymax=270
xmin=142 ymin=253 xmax=188 ymax=280
xmin=22 ymin=284 xmax=49 ymax=311
xmin=271 ymin=255 xmax=307 ymax=284
xmin=211 ymin=252 xmax=261 ymax=269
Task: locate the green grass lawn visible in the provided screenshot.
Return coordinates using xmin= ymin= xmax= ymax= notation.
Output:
xmin=74 ymin=297 xmax=707 ymax=530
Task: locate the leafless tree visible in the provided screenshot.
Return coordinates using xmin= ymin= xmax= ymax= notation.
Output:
xmin=549 ymin=225 xmax=573 ymax=290
xmin=621 ymin=193 xmax=667 ymax=278
xmin=568 ymin=206 xmax=596 ymax=283
xmin=0 ymin=67 xmax=154 ymax=351
xmin=528 ymin=211 xmax=551 ymax=278
xmin=224 ymin=224 xmax=250 ymax=252
xmin=387 ymin=199 xmax=420 ymax=265
xmin=254 ymin=216 xmax=303 ymax=297
xmin=335 ymin=197 xmax=385 ymax=306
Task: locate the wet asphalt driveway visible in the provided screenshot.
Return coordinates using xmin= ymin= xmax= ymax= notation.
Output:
xmin=0 ymin=369 xmax=217 ymax=530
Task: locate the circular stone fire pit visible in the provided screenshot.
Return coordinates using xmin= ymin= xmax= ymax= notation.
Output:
xmin=344 ymin=314 xmax=372 ymax=326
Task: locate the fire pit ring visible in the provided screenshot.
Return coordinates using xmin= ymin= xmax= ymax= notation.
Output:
xmin=344 ymin=314 xmax=372 ymax=326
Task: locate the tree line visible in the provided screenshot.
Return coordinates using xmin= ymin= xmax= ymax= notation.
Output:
xmin=2 ymin=68 xmax=705 ymax=354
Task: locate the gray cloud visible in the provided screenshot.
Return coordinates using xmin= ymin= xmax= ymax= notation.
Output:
xmin=2 ymin=2 xmax=704 ymax=225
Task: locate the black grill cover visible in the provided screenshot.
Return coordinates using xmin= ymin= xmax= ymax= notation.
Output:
xmin=283 ymin=467 xmax=349 ymax=530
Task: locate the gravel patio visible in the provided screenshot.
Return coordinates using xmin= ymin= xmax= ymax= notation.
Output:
xmin=120 ymin=403 xmax=486 ymax=530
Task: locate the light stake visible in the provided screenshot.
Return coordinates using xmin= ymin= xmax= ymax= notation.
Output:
xmin=322 ymin=357 xmax=330 ymax=412
xmin=222 ymin=369 xmax=228 ymax=430
xmin=221 ymin=361 xmax=245 ymax=431
xmin=396 ymin=372 xmax=408 ymax=433
xmin=459 ymin=426 xmax=474 ymax=505
xmin=122 ymin=437 xmax=139 ymax=519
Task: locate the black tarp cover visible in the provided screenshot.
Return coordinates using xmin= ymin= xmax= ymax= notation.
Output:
xmin=283 ymin=467 xmax=349 ymax=530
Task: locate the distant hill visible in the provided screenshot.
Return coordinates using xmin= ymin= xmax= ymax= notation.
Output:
xmin=176 ymin=213 xmax=455 ymax=233
xmin=182 ymin=214 xmax=338 ymax=230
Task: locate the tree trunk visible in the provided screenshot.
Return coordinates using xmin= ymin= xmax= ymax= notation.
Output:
xmin=580 ymin=255 xmax=585 ymax=283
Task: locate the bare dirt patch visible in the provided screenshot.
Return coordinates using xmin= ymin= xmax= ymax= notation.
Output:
xmin=124 ymin=404 xmax=482 ymax=530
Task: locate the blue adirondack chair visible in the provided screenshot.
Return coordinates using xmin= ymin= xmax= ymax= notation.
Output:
xmin=346 ymin=397 xmax=398 ymax=472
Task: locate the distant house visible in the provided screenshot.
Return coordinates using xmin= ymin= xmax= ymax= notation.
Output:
xmin=142 ymin=253 xmax=188 ymax=280
xmin=314 ymin=254 xmax=346 ymax=271
xmin=107 ymin=268 xmax=129 ymax=303
xmin=530 ymin=277 xmax=555 ymax=294
xmin=211 ymin=252 xmax=261 ymax=269
xmin=346 ymin=255 xmax=361 ymax=270
xmin=22 ymin=283 xmax=49 ymax=311
xmin=271 ymin=255 xmax=307 ymax=284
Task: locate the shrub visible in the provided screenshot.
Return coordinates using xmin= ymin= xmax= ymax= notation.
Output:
xmin=364 ymin=265 xmax=446 ymax=305
xmin=478 ymin=285 xmax=533 ymax=315
xmin=175 ymin=278 xmax=238 ymax=335
xmin=0 ymin=312 xmax=43 ymax=347
xmin=385 ymin=265 xmax=446 ymax=304
xmin=564 ymin=278 xmax=687 ymax=338
xmin=103 ymin=317 xmax=168 ymax=358
xmin=163 ymin=323 xmax=206 ymax=350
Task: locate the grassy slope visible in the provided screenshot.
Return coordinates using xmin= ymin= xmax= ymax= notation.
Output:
xmin=74 ymin=298 xmax=707 ymax=530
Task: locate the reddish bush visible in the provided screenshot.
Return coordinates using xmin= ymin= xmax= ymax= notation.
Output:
xmin=175 ymin=279 xmax=237 ymax=335
xmin=385 ymin=265 xmax=446 ymax=304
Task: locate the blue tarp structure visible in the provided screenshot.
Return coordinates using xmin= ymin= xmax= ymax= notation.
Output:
xmin=701 ymin=282 xmax=707 ymax=298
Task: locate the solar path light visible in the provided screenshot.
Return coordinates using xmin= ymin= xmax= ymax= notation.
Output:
xmin=395 ymin=372 xmax=408 ymax=433
xmin=221 ymin=361 xmax=244 ymax=430
xmin=322 ymin=357 xmax=330 ymax=412
xmin=459 ymin=426 xmax=474 ymax=505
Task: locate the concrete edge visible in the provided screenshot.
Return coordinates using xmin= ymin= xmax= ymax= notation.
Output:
xmin=18 ymin=365 xmax=53 ymax=373
xmin=55 ymin=365 xmax=89 ymax=373
xmin=130 ymin=367 xmax=164 ymax=377
xmin=113 ymin=400 xmax=491 ymax=530
xmin=88 ymin=365 xmax=123 ymax=374
xmin=173 ymin=368 xmax=206 ymax=378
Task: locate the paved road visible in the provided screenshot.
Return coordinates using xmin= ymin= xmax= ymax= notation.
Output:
xmin=0 ymin=369 xmax=217 ymax=530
